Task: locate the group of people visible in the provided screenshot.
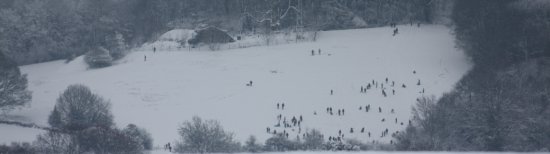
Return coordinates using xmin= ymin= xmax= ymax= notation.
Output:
xmin=164 ymin=142 xmax=172 ymax=152
xmin=269 ymin=103 xmax=307 ymax=139
xmin=311 ymin=49 xmax=322 ymax=56
xmin=324 ymin=107 xmax=347 ymax=116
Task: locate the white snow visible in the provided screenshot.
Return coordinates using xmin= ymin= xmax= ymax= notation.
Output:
xmin=1 ymin=25 xmax=471 ymax=149
xmin=148 ymin=150 xmax=540 ymax=154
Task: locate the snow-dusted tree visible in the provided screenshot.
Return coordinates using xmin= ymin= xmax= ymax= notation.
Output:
xmin=46 ymin=84 xmax=145 ymax=153
xmin=175 ymin=116 xmax=241 ymax=153
xmin=244 ymin=135 xmax=263 ymax=153
xmin=264 ymin=135 xmax=298 ymax=151
xmin=48 ymin=84 xmax=113 ymax=131
xmin=34 ymin=132 xmax=78 ymax=154
xmin=105 ymin=32 xmax=127 ymax=60
xmin=84 ymin=46 xmax=113 ymax=68
xmin=122 ymin=124 xmax=153 ymax=150
xmin=0 ymin=51 xmax=31 ymax=113
xmin=302 ymin=129 xmax=325 ymax=150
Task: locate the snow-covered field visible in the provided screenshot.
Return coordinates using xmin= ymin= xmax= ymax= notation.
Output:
xmin=148 ymin=150 xmax=541 ymax=154
xmin=1 ymin=25 xmax=470 ymax=148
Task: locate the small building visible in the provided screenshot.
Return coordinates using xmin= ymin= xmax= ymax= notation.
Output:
xmin=188 ymin=27 xmax=235 ymax=46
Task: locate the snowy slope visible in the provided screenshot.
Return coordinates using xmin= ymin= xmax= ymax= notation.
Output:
xmin=1 ymin=25 xmax=470 ymax=147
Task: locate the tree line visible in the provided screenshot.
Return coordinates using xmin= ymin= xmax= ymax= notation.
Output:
xmin=0 ymin=0 xmax=445 ymax=65
xmin=394 ymin=0 xmax=550 ymax=151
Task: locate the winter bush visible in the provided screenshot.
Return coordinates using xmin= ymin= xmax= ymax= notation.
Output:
xmin=244 ymin=135 xmax=263 ymax=153
xmin=264 ymin=135 xmax=298 ymax=152
xmin=84 ymin=46 xmax=113 ymax=68
xmin=0 ymin=142 xmax=35 ymax=154
xmin=78 ymin=127 xmax=143 ymax=153
xmin=302 ymin=129 xmax=325 ymax=150
xmin=175 ymin=116 xmax=241 ymax=153
xmin=0 ymin=51 xmax=32 ymax=112
xmin=122 ymin=124 xmax=153 ymax=150
xmin=34 ymin=132 xmax=77 ymax=154
xmin=48 ymin=84 xmax=113 ymax=131
xmin=45 ymin=84 xmax=145 ymax=153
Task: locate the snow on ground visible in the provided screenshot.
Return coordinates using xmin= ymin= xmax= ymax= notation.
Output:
xmin=147 ymin=150 xmax=542 ymax=154
xmin=138 ymin=28 xmax=316 ymax=52
xmin=1 ymin=25 xmax=470 ymax=148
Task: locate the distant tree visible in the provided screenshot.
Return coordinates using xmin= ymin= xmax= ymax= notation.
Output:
xmin=48 ymin=84 xmax=113 ymax=131
xmin=302 ymin=129 xmax=325 ymax=150
xmin=264 ymin=135 xmax=298 ymax=152
xmin=122 ymin=124 xmax=153 ymax=150
xmin=105 ymin=32 xmax=128 ymax=60
xmin=84 ymin=46 xmax=113 ymax=68
xmin=47 ymin=84 xmax=145 ymax=153
xmin=0 ymin=142 xmax=35 ymax=154
xmin=34 ymin=132 xmax=77 ymax=154
xmin=175 ymin=116 xmax=241 ymax=153
xmin=244 ymin=135 xmax=263 ymax=153
xmin=0 ymin=51 xmax=31 ymax=113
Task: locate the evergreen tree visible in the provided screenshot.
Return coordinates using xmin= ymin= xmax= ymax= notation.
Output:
xmin=0 ymin=51 xmax=31 ymax=112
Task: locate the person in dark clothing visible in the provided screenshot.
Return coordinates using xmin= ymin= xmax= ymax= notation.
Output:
xmin=277 ymin=103 xmax=280 ymax=109
xmin=318 ymin=49 xmax=321 ymax=55
xmin=330 ymin=90 xmax=333 ymax=95
xmin=282 ymin=103 xmax=285 ymax=110
xmin=144 ymin=55 xmax=147 ymax=61
xmin=153 ymin=47 xmax=156 ymax=53
xmin=311 ymin=50 xmax=315 ymax=56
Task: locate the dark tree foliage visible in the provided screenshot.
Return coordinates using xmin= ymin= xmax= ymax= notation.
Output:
xmin=0 ymin=0 xmax=439 ymax=65
xmin=48 ymin=84 xmax=113 ymax=131
xmin=175 ymin=116 xmax=241 ymax=153
xmin=45 ymin=84 xmax=146 ymax=153
xmin=0 ymin=51 xmax=31 ymax=112
xmin=396 ymin=1 xmax=550 ymax=151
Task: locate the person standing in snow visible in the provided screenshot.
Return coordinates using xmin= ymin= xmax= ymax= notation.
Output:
xmin=330 ymin=89 xmax=333 ymax=95
xmin=311 ymin=50 xmax=315 ymax=56
xmin=144 ymin=55 xmax=147 ymax=61
xmin=281 ymin=103 xmax=285 ymax=110
xmin=318 ymin=49 xmax=321 ymax=55
xmin=277 ymin=103 xmax=280 ymax=109
xmin=153 ymin=47 xmax=156 ymax=53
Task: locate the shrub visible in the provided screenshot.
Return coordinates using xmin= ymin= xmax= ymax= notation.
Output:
xmin=48 ymin=84 xmax=113 ymax=131
xmin=0 ymin=142 xmax=35 ymax=154
xmin=0 ymin=51 xmax=32 ymax=112
xmin=244 ymin=135 xmax=263 ymax=153
xmin=84 ymin=46 xmax=113 ymax=68
xmin=302 ymin=129 xmax=325 ymax=150
xmin=122 ymin=124 xmax=153 ymax=150
xmin=264 ymin=135 xmax=298 ymax=152
xmin=175 ymin=116 xmax=241 ymax=153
